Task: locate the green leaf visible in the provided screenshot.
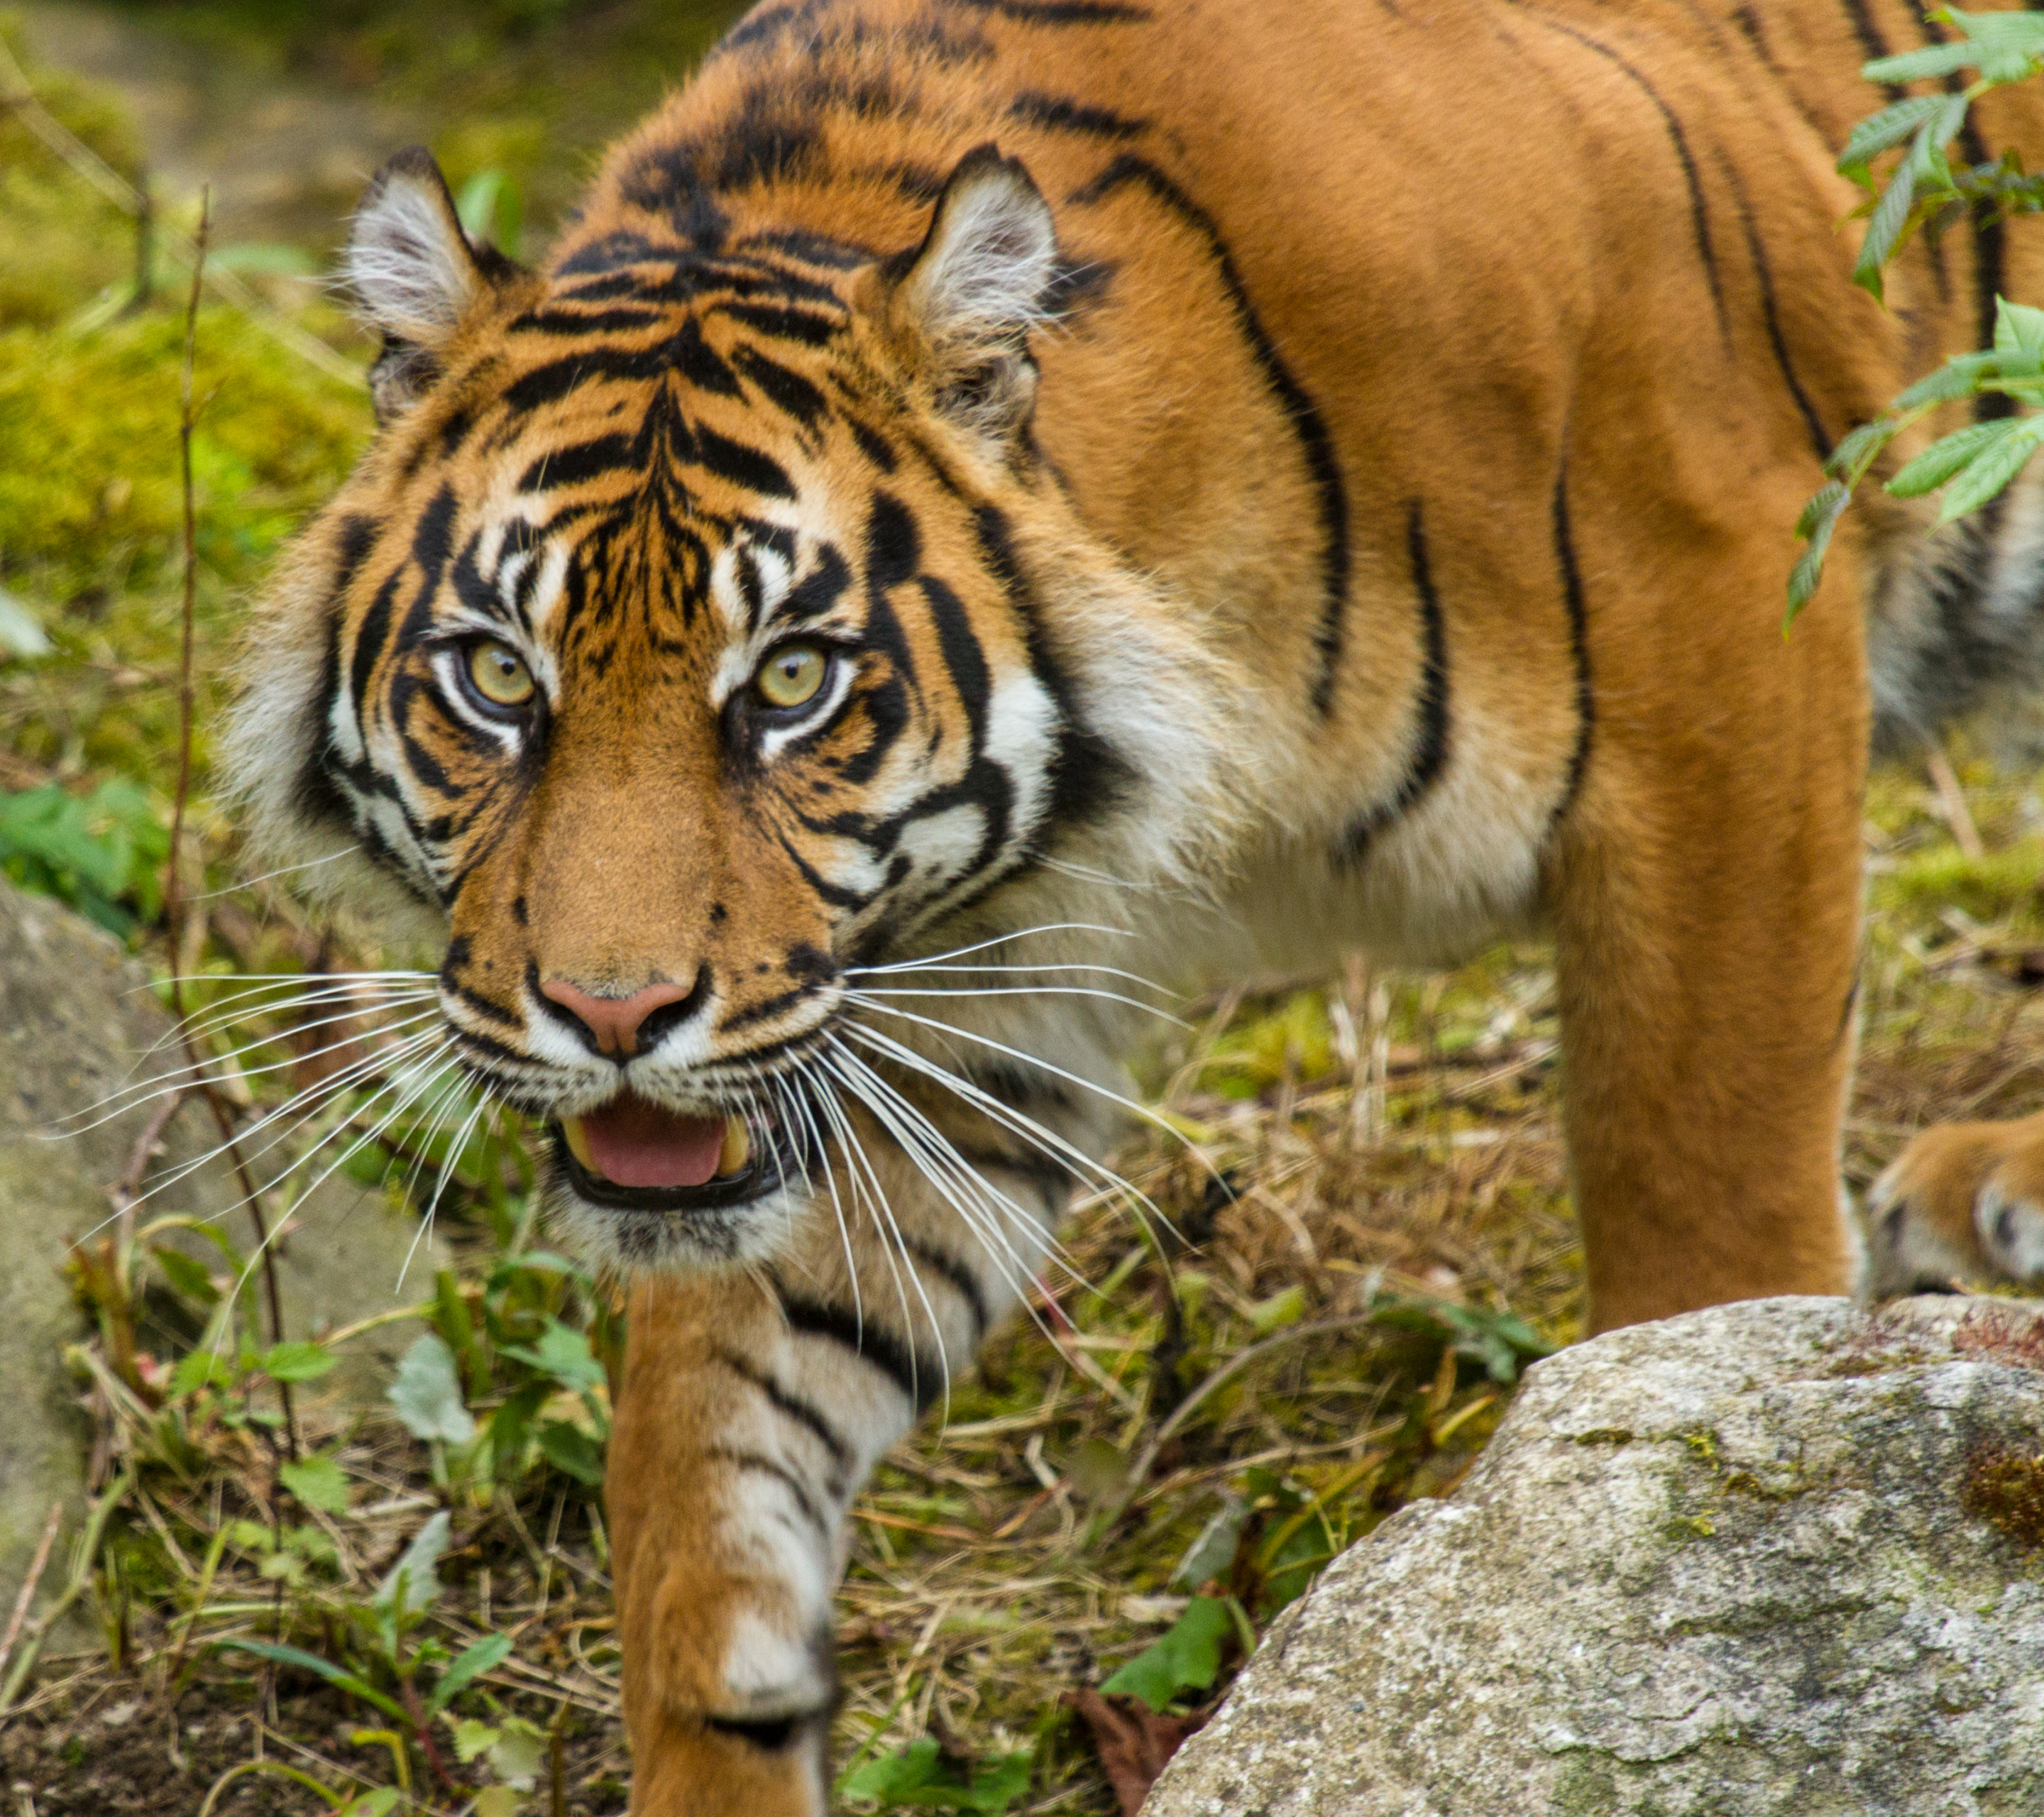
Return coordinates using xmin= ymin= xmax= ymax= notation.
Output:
xmin=1171 ymin=1497 xmax=1250 ymax=1591
xmin=1895 ymin=350 xmax=2003 ymax=408
xmin=424 ymin=1632 xmax=513 ymax=1716
xmin=1786 ymin=483 xmax=1850 ymax=627
xmin=279 ymin=1453 xmax=352 ymax=1514
xmin=498 ymin=1320 xmax=605 ymax=1392
xmin=168 ymin=1349 xmax=233 ymax=1398
xmin=1099 ymin=1596 xmax=1235 ymax=1713
xmin=151 ymin=1246 xmax=219 ymax=1307
xmin=1886 ymin=418 xmax=2021 ymax=495
xmin=837 ymin=1737 xmax=1035 ymax=1811
xmin=1861 ymin=41 xmax=1977 ymax=84
xmin=1793 ymin=478 xmax=1849 ymax=542
xmin=451 ymin=1718 xmax=501 ymax=1765
xmin=1852 ymin=158 xmax=1917 ymax=300
xmin=388 ymin=1332 xmax=476 ymax=1443
xmin=1995 ymin=295 xmax=2044 ymax=356
xmin=260 ymin=1341 xmax=337 ymax=1383
xmin=1940 ymin=416 xmax=2044 ymax=520
xmin=537 ymin=1419 xmax=606 ymax=1486
xmin=375 ymin=1510 xmax=450 ymax=1618
xmin=209 ymin=1640 xmax=406 ymax=1723
xmin=1837 ymin=94 xmax=1950 ymax=174
xmin=1824 ymin=417 xmax=1895 ymax=482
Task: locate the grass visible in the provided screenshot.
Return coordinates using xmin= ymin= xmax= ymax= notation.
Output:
xmin=6 ymin=18 xmax=2044 ymax=1817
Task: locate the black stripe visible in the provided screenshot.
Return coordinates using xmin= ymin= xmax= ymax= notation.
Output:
xmin=732 ymin=345 xmax=829 ymax=427
xmin=517 ymin=434 xmax=636 ymax=494
xmin=902 ymin=1234 xmax=991 ymax=1339
xmin=693 ymin=423 xmax=796 ymax=498
xmin=773 ymin=1284 xmax=934 ymax=1410
xmin=1339 ymin=500 xmax=1451 ymax=865
xmin=967 ymin=500 xmax=1131 ymax=828
xmin=704 ymin=1445 xmax=832 ymax=1536
xmin=942 ymin=0 xmax=1148 ymax=20
xmin=507 ymin=307 xmax=668 ymax=336
xmin=1839 ymin=0 xmax=1901 ymax=93
xmin=1006 ymin=92 xmax=1149 ymax=138
xmin=714 ymin=1346 xmax=856 ymax=1477
xmin=1511 ymin=8 xmax=1727 ymax=339
xmin=1551 ymin=460 xmax=1593 ymax=820
xmin=1068 ymin=155 xmax=1351 ymax=713
xmin=709 ymin=301 xmax=841 ymax=346
xmin=1718 ymin=160 xmax=1833 ymax=461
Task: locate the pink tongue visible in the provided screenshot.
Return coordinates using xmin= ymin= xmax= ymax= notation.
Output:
xmin=582 ymin=1095 xmax=725 ymax=1190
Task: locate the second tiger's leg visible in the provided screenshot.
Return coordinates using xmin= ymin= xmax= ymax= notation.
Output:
xmin=604 ymin=1092 xmax=1073 ymax=1816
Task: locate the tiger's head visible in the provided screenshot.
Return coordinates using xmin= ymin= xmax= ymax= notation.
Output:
xmin=227 ymin=141 xmax=1219 ymax=1270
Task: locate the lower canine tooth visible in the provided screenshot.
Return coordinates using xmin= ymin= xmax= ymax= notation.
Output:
xmin=718 ymin=1116 xmax=751 ymax=1177
xmin=561 ymin=1116 xmax=595 ymax=1171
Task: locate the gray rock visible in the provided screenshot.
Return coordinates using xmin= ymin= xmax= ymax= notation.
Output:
xmin=1145 ymin=1294 xmax=2044 ymax=1817
xmin=0 ymin=878 xmax=448 ymax=1641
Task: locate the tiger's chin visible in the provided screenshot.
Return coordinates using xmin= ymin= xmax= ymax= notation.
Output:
xmin=541 ymin=1099 xmax=815 ymax=1273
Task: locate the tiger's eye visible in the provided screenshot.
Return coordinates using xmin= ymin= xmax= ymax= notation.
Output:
xmin=757 ymin=641 xmax=828 ymax=710
xmin=467 ymin=639 xmax=534 ymax=708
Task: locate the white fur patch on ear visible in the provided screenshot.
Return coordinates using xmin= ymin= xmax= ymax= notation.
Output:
xmin=344 ymin=146 xmax=485 ymax=350
xmin=893 ymin=145 xmax=1059 ymax=445
xmin=902 ymin=146 xmax=1059 ymax=348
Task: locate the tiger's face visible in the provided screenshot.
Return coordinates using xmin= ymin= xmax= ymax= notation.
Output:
xmin=229 ymin=144 xmax=1168 ymax=1269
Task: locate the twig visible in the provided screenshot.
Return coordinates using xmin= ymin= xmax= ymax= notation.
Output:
xmin=549 ymin=1700 xmax=570 ymax=1817
xmin=165 ymin=191 xmax=299 ymax=1461
xmin=0 ymin=1505 xmax=63 ymax=1684
xmin=1924 ymin=739 xmax=1985 ymax=860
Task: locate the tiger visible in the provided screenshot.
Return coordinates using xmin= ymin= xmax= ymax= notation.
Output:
xmin=222 ymin=0 xmax=2044 ymax=1807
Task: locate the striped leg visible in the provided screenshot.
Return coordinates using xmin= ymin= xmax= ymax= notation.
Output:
xmin=606 ymin=1097 xmax=1065 ymax=1815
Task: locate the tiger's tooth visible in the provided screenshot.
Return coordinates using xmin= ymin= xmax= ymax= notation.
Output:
xmin=561 ymin=1115 xmax=595 ymax=1171
xmin=718 ymin=1115 xmax=751 ymax=1177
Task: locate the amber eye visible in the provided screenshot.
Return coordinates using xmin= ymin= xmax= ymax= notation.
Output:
xmin=466 ymin=639 xmax=535 ymax=709
xmin=755 ymin=640 xmax=828 ymax=710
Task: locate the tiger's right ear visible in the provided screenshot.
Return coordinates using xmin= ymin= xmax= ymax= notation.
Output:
xmin=344 ymin=147 xmax=507 ymax=422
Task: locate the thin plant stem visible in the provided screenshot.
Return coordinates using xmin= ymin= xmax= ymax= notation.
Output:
xmin=166 ymin=189 xmax=298 ymax=1459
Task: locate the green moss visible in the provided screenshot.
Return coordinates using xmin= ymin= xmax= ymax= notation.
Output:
xmin=0 ymin=308 xmax=367 ymax=781
xmin=0 ymin=17 xmax=143 ymax=329
xmin=1962 ymin=1447 xmax=2044 ymax=1551
xmin=1873 ymin=841 xmax=2044 ymax=928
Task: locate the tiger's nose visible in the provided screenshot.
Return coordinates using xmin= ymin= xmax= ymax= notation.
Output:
xmin=537 ymin=974 xmax=707 ymax=1059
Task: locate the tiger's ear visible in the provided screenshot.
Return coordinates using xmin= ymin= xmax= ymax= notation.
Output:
xmin=877 ymin=144 xmax=1060 ymax=449
xmin=344 ymin=147 xmax=508 ymax=422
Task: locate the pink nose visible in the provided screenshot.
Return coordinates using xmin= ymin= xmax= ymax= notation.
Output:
xmin=538 ymin=977 xmax=701 ymax=1058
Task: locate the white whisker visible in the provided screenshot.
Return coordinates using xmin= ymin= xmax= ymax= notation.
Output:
xmin=846 ymin=984 xmax=1188 ymax=1028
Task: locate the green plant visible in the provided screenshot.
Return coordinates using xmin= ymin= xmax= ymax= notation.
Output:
xmin=1791 ymin=7 xmax=2044 ymax=617
xmin=214 ymin=1513 xmax=513 ymax=1790
xmin=837 ymin=1735 xmax=1035 ymax=1813
xmin=0 ymin=777 xmax=167 ymax=933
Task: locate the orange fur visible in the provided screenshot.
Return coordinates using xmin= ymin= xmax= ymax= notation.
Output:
xmin=223 ymin=1 xmax=2044 ymax=1804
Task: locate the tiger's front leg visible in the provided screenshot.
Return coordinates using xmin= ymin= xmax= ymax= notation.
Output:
xmin=605 ymin=1117 xmax=1057 ymax=1814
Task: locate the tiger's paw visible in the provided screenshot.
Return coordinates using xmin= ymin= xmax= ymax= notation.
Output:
xmin=1865 ymin=1112 xmax=2044 ymax=1295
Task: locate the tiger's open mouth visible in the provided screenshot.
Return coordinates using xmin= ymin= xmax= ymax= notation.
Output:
xmin=549 ymin=1092 xmax=777 ymax=1213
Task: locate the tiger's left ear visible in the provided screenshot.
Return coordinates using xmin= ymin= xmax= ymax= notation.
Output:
xmin=876 ymin=144 xmax=1060 ymax=449
xmin=344 ymin=146 xmax=517 ymax=422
